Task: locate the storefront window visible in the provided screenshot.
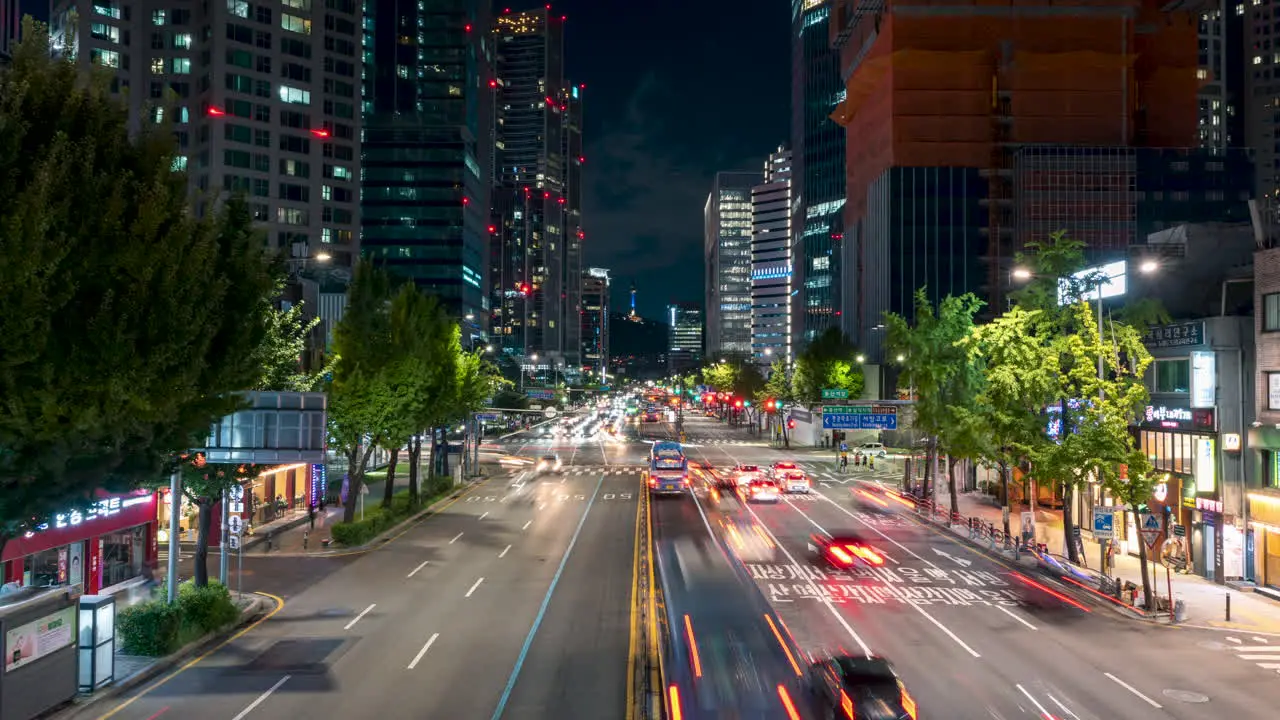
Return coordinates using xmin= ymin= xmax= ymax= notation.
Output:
xmin=23 ymin=547 xmax=64 ymax=588
xmin=1153 ymin=358 xmax=1190 ymax=394
xmin=1141 ymin=430 xmax=1196 ymax=475
xmin=101 ymin=525 xmax=146 ymax=588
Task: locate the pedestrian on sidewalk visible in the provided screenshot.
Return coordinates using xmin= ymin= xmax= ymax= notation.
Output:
xmin=308 ymin=503 xmax=316 ymax=531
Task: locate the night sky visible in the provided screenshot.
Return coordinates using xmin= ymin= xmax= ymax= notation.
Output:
xmin=17 ymin=0 xmax=792 ymax=320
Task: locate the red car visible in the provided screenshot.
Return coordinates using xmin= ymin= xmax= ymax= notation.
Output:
xmin=808 ymin=532 xmax=885 ymax=568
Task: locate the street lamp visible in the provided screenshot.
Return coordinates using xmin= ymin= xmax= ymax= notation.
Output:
xmin=895 ymin=354 xmax=905 ymax=363
xmin=856 ymin=354 xmax=865 ymax=364
xmin=1011 ymin=267 xmax=1032 ymax=281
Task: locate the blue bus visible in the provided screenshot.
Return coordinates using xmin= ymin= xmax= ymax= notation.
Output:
xmin=647 ymin=441 xmax=689 ymax=495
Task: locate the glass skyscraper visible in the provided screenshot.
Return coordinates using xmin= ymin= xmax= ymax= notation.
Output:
xmin=791 ymin=0 xmax=846 ymax=344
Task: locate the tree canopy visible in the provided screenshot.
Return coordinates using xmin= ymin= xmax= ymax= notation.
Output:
xmin=792 ymin=327 xmax=864 ymax=405
xmin=0 ymin=25 xmax=282 ymax=548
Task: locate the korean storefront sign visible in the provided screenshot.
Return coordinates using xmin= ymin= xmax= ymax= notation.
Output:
xmin=1190 ymin=351 xmax=1216 ymax=409
xmin=1194 ymin=437 xmax=1216 ymax=494
xmin=1143 ymin=321 xmax=1205 ymax=349
xmin=1141 ymin=404 xmax=1215 ymax=431
xmin=22 ymin=495 xmax=151 ymax=539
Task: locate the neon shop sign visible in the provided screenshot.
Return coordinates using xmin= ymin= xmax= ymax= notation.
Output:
xmin=23 ymin=496 xmax=152 ymax=538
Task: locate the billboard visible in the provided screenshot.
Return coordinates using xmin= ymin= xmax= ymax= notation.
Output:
xmin=1058 ymin=261 xmax=1126 ymax=306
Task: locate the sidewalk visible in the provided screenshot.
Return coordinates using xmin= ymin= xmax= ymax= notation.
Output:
xmin=907 ymin=482 xmax=1280 ymax=632
xmin=246 ymin=463 xmax=411 ymax=555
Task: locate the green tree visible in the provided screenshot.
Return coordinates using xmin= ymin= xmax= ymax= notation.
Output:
xmin=760 ymin=359 xmax=795 ymax=447
xmin=884 ymin=291 xmax=985 ymax=515
xmin=255 ymin=298 xmax=332 ymax=392
xmin=0 ymin=26 xmax=280 ymax=554
xmin=328 ymin=262 xmax=398 ymax=524
xmin=963 ymin=306 xmax=1062 ymax=538
xmin=175 ymin=455 xmax=256 ymax=586
xmin=702 ymin=362 xmax=738 ymax=393
xmin=792 ymin=328 xmax=864 ymax=406
xmin=410 ymin=307 xmax=462 ymax=500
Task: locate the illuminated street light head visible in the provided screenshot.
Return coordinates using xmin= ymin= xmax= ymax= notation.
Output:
xmin=896 ymin=354 xmax=905 ymax=363
xmin=1139 ymin=259 xmax=1158 ymax=274
xmin=855 ymin=354 xmax=865 ymax=364
xmin=1011 ymin=267 xmax=1032 ymax=281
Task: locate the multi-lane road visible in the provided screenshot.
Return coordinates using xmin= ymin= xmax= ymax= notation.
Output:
xmin=87 ymin=410 xmax=1280 ymax=720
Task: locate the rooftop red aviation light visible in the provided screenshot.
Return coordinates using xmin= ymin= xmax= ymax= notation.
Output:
xmin=206 ymin=106 xmax=226 ymax=116
xmin=489 ymin=79 xmax=498 ymax=88
xmin=309 ymin=128 xmax=330 ymax=138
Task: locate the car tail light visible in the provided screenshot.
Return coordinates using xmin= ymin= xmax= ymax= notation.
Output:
xmin=849 ymin=544 xmax=885 ymax=566
xmin=828 ymin=545 xmax=855 ymax=565
xmin=648 ymin=477 xmax=658 ymax=488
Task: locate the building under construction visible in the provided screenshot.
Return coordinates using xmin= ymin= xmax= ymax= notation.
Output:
xmin=826 ymin=0 xmax=1208 ymax=350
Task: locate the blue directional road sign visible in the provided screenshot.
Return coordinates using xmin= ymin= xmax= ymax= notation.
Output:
xmin=1092 ymin=507 xmax=1115 ymax=540
xmin=823 ymin=412 xmax=898 ymax=430
xmin=476 ymin=413 xmax=499 ymax=421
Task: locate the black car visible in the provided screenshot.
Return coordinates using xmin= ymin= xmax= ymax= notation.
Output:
xmin=808 ymin=654 xmax=917 ymax=719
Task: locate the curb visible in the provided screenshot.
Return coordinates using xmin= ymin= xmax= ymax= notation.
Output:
xmin=46 ymin=595 xmax=272 ymax=720
xmin=246 ymin=479 xmax=487 ymax=558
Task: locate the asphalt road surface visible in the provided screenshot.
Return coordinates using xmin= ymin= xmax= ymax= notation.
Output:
xmin=95 ymin=410 xmax=639 ymax=720
xmin=661 ymin=415 xmax=1280 ymax=720
xmin=90 ymin=411 xmax=1280 ymax=720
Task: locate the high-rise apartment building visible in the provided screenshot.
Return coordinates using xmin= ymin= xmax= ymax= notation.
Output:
xmin=360 ymin=0 xmax=493 ymax=346
xmin=668 ymin=303 xmax=704 ymax=375
xmin=50 ymin=0 xmax=363 ymax=275
xmin=750 ymin=147 xmax=794 ymax=369
xmin=490 ymin=8 xmax=583 ymax=371
xmin=828 ymin=0 xmax=1201 ymax=357
xmin=705 ymin=171 xmax=762 ymax=358
xmin=791 ymin=0 xmax=846 ymax=346
xmin=580 ymin=267 xmax=610 ymax=380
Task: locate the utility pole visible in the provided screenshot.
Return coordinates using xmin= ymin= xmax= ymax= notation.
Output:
xmin=219 ymin=487 xmax=229 ymax=585
xmin=166 ymin=468 xmax=182 ymax=603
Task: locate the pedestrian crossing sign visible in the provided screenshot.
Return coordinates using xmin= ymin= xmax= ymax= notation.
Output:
xmin=1140 ymin=513 xmax=1162 ymax=548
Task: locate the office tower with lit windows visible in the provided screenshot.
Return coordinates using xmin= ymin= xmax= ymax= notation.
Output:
xmin=360 ymin=0 xmax=493 ymax=345
xmin=750 ymin=147 xmax=793 ymax=370
xmin=580 ymin=268 xmax=610 ymax=380
xmin=791 ymin=0 xmax=846 ymax=345
xmin=668 ymin=303 xmax=704 ymax=375
xmin=490 ymin=6 xmax=580 ymax=371
xmin=49 ymin=0 xmax=363 ymax=277
xmin=705 ymin=170 xmax=762 ymax=358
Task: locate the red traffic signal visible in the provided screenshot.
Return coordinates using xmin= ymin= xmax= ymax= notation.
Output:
xmin=518 ymin=283 xmax=532 ymax=295
xmin=734 ymin=400 xmax=743 ymax=408
xmin=765 ymin=399 xmax=776 ymax=410
xmin=787 ymin=418 xmax=796 ymax=429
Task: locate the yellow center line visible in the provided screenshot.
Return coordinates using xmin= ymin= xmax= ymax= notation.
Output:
xmin=96 ymin=592 xmax=286 ymax=720
xmin=625 ymin=473 xmax=644 ymax=720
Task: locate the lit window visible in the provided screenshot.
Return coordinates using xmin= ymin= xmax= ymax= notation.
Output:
xmin=321 ymin=227 xmax=333 ymax=243
xmin=173 ymin=33 xmax=193 ymax=49
xmin=150 ymin=57 xmax=166 ymax=74
xmin=91 ymin=48 xmax=120 ymax=68
xmin=281 ymin=0 xmax=311 ymax=9
xmin=227 ymin=0 xmax=249 ymax=18
xmin=152 ymin=9 xmax=167 ymax=25
xmin=177 ymin=107 xmax=190 ymax=123
xmin=322 ymin=185 xmax=332 ymax=201
xmin=332 ymin=166 xmax=351 ymax=180
xmin=172 ymin=58 xmax=192 ymax=74
xmin=281 ymin=14 xmax=311 ymax=35
xmin=1255 ymin=55 xmax=1263 ymax=65
xmin=171 ymin=156 xmax=188 ymax=172
xmin=152 ymin=107 xmax=165 ymax=123
xmin=396 ymin=65 xmax=409 ymax=79
xmin=277 ymin=85 xmax=311 ymax=104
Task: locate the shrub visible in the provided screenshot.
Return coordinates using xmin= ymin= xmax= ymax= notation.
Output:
xmin=118 ymin=581 xmax=241 ymax=657
xmin=118 ymin=600 xmax=181 ymax=656
xmin=329 ymin=481 xmax=456 ymax=547
xmin=178 ymin=581 xmax=238 ymax=633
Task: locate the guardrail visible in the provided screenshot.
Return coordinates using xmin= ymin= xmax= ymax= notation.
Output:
xmin=894 ymin=487 xmax=1147 ymax=608
xmin=635 ymin=485 xmax=665 ymax=720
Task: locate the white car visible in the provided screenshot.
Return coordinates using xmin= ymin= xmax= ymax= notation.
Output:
xmin=780 ymin=471 xmax=811 ymax=493
xmin=745 ymin=480 xmax=780 ymax=503
xmin=536 ymin=454 xmax=562 ymax=472
xmin=859 ymin=443 xmax=888 ymax=458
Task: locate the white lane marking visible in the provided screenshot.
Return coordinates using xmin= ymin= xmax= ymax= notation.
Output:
xmin=997 ymin=605 xmax=1038 ymax=631
xmin=1227 ymin=636 xmax=1242 ymax=643
xmin=1259 ymin=663 xmax=1280 ymax=670
xmin=1015 ymin=685 xmax=1051 ymax=717
xmin=450 ymin=532 xmax=464 ymax=544
xmin=407 ymin=561 xmax=430 ymax=578
xmin=782 ymin=498 xmax=980 ymax=658
xmin=729 ymin=501 xmax=873 ymax=656
xmin=343 ymin=603 xmax=376 ymax=630
xmin=407 ymin=633 xmax=440 ymax=669
xmin=1236 ymin=645 xmax=1280 ymax=652
xmin=538 ymin=503 xmax=546 ymax=510
xmin=1240 ymin=654 xmax=1280 ymax=660
xmin=1255 ymin=636 xmax=1270 ymax=643
xmin=522 ymin=520 xmax=533 ymax=530
xmin=816 ymin=489 xmax=941 ymax=569
xmin=1047 ymin=694 xmax=1081 ymax=720
xmin=1103 ymin=672 xmax=1162 ymax=708
xmin=465 ymin=577 xmax=485 ymax=598
xmin=499 ymin=544 xmax=512 ymax=558
xmin=230 ymin=675 xmax=291 ymax=720
xmin=479 ymin=511 xmax=489 ymax=520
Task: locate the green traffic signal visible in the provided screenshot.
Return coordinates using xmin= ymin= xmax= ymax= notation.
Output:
xmin=744 ymin=400 xmax=751 ymax=407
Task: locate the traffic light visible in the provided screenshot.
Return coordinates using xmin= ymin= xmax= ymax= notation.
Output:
xmin=743 ymin=400 xmax=751 ymax=408
xmin=734 ymin=399 xmax=743 ymax=408
xmin=787 ymin=418 xmax=796 ymax=429
xmin=765 ymin=399 xmax=776 ymax=410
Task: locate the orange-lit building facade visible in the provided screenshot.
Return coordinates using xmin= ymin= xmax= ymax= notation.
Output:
xmin=828 ymin=0 xmax=1204 ymax=352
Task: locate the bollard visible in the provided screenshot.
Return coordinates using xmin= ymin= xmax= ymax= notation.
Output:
xmin=303 ymin=531 xmax=309 ymax=551
xmin=1226 ymin=592 xmax=1232 ymax=622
